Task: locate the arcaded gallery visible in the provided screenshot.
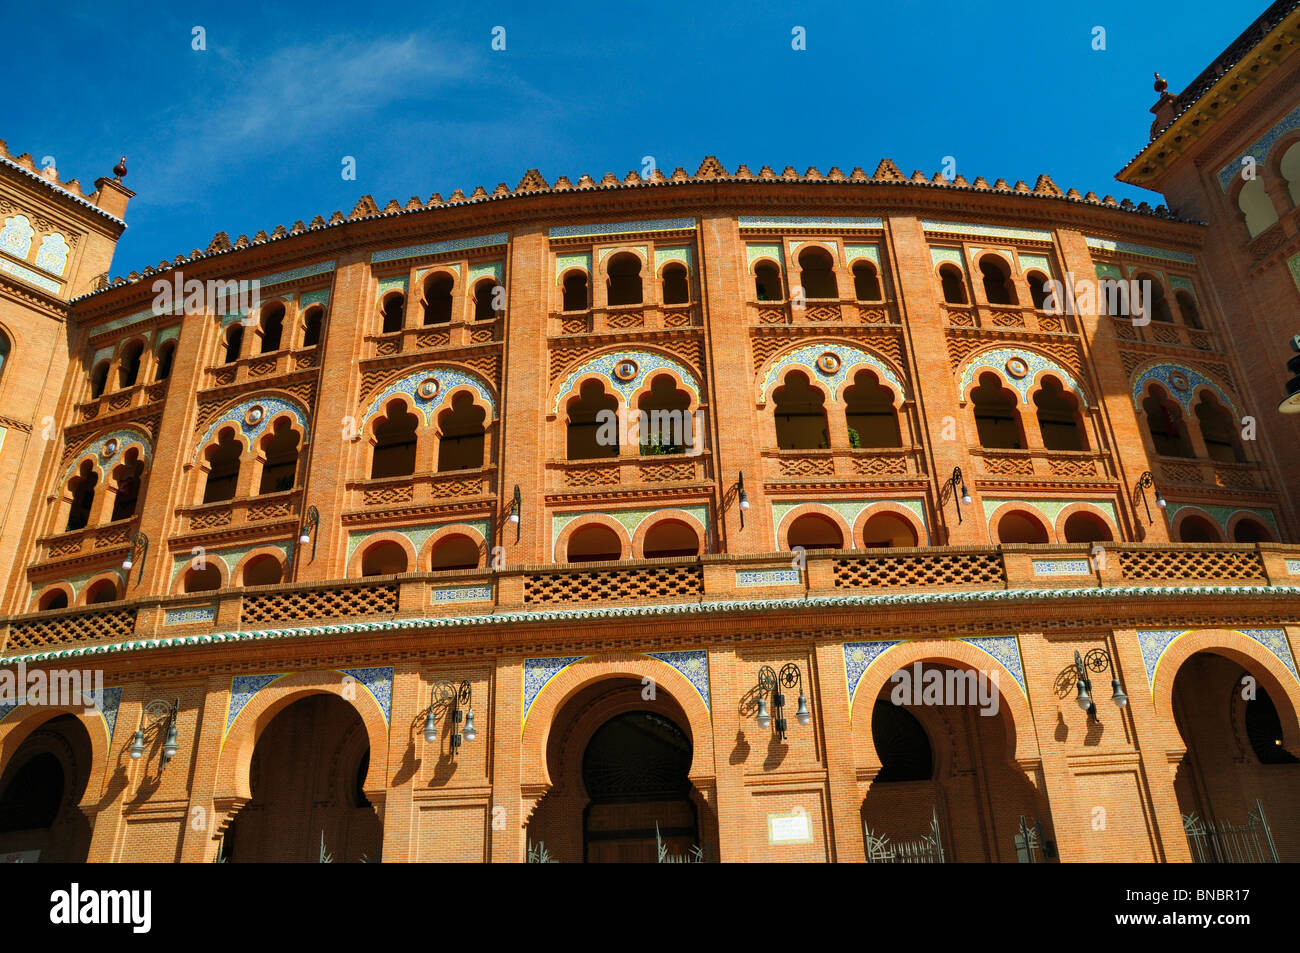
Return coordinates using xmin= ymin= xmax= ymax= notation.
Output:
xmin=0 ymin=4 xmax=1299 ymax=863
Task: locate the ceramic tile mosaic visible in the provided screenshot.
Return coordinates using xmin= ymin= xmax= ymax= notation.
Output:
xmin=757 ymin=343 xmax=906 ymax=405
xmin=1085 ymin=237 xmax=1194 ymax=265
xmin=957 ymin=347 xmax=1088 ymax=407
xmin=372 ymin=233 xmax=509 ymax=263
xmin=549 ymin=219 xmax=695 ymax=239
xmin=551 ymin=349 xmax=700 ymax=414
xmin=646 ymin=650 xmax=710 ymax=710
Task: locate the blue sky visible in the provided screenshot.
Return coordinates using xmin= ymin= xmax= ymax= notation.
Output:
xmin=5 ymin=0 xmax=1258 ymax=273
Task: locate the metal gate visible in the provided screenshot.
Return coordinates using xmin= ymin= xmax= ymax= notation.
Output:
xmin=864 ymin=807 xmax=945 ymax=863
xmin=1015 ymin=815 xmax=1056 ymax=863
xmin=1183 ymin=798 xmax=1279 ymax=863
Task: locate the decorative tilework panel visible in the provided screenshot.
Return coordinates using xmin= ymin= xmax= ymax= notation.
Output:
xmin=372 ymin=233 xmax=509 ymax=264
xmin=980 ymin=498 xmax=1117 ymax=527
xmin=555 ymin=252 xmax=591 ymax=280
xmin=1137 ymin=628 xmax=1298 ymax=687
xmin=843 ymin=640 xmax=901 ymax=712
xmin=1019 ymin=253 xmax=1052 ymax=275
xmin=844 ymin=244 xmax=880 ymax=266
xmin=1169 ymin=276 xmax=1194 ymax=294
xmin=259 ymin=260 xmax=335 ymax=289
xmin=226 ymin=674 xmax=286 ymax=732
xmin=923 ymin=220 xmax=1051 ymax=242
xmin=758 ymin=343 xmax=907 ymax=404
xmin=1216 ymin=104 xmax=1300 ymax=190
xmin=1032 ymin=559 xmax=1092 ymax=576
xmin=62 ymin=426 xmax=154 ymax=486
xmin=792 ymin=240 xmax=839 ymax=256
xmin=0 ymin=258 xmax=59 ymax=293
xmin=736 ymin=569 xmax=802 ymax=587
xmin=98 ymin=686 xmax=123 ymax=740
xmin=468 ymin=262 xmax=502 ymax=284
xmin=1131 ymin=363 xmax=1235 ymax=416
xmin=376 ymin=276 xmax=408 ymax=301
xmin=194 ymin=395 xmax=310 ymax=463
xmin=169 ymin=542 xmax=292 ymax=583
xmin=0 ymin=214 xmax=34 ymax=258
xmin=645 ymin=650 xmax=710 ymax=711
xmin=746 ymin=243 xmax=784 ymax=268
xmin=522 ymin=656 xmax=587 ymax=730
xmin=549 ymin=219 xmax=695 ymax=239
xmin=346 ymin=519 xmax=491 ymax=565
xmin=164 ymin=605 xmax=216 ymax=625
xmin=338 ymin=666 xmax=394 ymax=724
xmin=362 ymin=366 xmax=496 ymax=425
xmin=1162 ymin=504 xmax=1278 ymax=538
xmin=596 ymin=245 xmax=647 ymax=269
xmin=654 ymin=246 xmax=693 ymax=272
xmin=432 ymin=585 xmax=494 ymax=603
xmin=551 ymin=350 xmax=700 ymax=414
xmin=1289 ymin=254 xmax=1300 ymax=295
xmin=34 ymin=233 xmax=69 ymax=276
xmin=930 ymin=247 xmax=965 ymax=269
xmin=1094 ymin=263 xmax=1123 ymax=280
xmin=771 ymin=498 xmax=928 ymax=550
xmin=1085 ymin=237 xmax=1194 ymax=265
xmin=739 ymin=216 xmax=882 ymax=230
xmin=550 ymin=506 xmax=708 ymax=559
xmin=957 ymin=347 xmax=1088 ymax=406
xmin=961 ymin=635 xmax=1027 ymax=696
xmin=299 ymin=289 xmax=330 ymax=308
xmin=1286 ymin=558 xmax=1300 ymax=575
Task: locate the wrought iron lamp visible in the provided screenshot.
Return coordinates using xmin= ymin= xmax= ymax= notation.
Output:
xmin=297 ymin=504 xmax=320 ymax=559
xmin=950 ymin=467 xmax=972 ymax=524
xmin=121 ymin=532 xmax=148 ymax=583
xmin=128 ymin=698 xmax=182 ymax=768
xmin=755 ymin=663 xmax=811 ymax=741
xmin=507 ymin=485 xmax=521 ymax=542
xmin=1073 ymin=649 xmax=1128 ymax=723
xmin=737 ymin=472 xmax=750 ymax=528
xmin=423 ymin=680 xmax=477 ymax=755
xmin=1135 ymin=470 xmax=1166 ymax=526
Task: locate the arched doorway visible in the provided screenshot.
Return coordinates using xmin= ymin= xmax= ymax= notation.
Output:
xmin=861 ymin=662 xmax=1050 ymax=861
xmin=0 ymin=715 xmax=93 ymax=862
xmin=222 ymin=695 xmax=381 ymax=862
xmin=582 ymin=711 xmax=696 ymax=862
xmin=526 ymin=677 xmax=712 ymax=862
xmin=1171 ymin=651 xmax=1300 ymax=860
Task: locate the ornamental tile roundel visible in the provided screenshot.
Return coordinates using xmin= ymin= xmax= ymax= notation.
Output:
xmin=1131 ymin=363 xmax=1236 ymax=415
xmin=363 ymin=366 xmax=496 ymax=426
xmin=194 ymin=395 xmax=311 ymax=462
xmin=758 ymin=343 xmax=906 ymax=406
xmin=552 ymin=350 xmax=700 ymax=414
xmin=956 ymin=347 xmax=1087 ymax=407
xmin=62 ymin=426 xmax=153 ymax=486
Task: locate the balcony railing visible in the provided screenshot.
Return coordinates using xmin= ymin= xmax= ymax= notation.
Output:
xmin=206 ymin=346 xmax=319 ymax=388
xmin=970 ymin=447 xmax=1116 ymax=481
xmin=5 ymin=542 xmax=1295 ymax=658
xmin=1109 ymin=316 xmax=1219 ymax=352
xmin=346 ymin=467 xmax=496 ymax=511
xmin=546 ymin=454 xmax=710 ymax=492
xmin=366 ymin=317 xmax=502 ymax=357
xmin=1157 ymin=456 xmax=1270 ymax=492
xmin=551 ymin=304 xmax=700 ymax=335
xmin=175 ymin=488 xmax=301 ymax=536
xmin=944 ymin=304 xmax=1074 ymax=334
xmin=35 ymin=518 xmax=137 ymax=563
xmin=749 ymin=299 xmax=900 ymax=326
xmin=762 ymin=447 xmax=925 ymax=482
xmin=74 ymin=380 xmax=168 ymax=423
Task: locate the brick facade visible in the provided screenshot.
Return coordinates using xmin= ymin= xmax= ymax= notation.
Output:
xmin=1 ymin=6 xmax=1299 ymax=862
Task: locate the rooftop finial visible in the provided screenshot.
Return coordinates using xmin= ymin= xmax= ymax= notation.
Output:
xmin=1153 ymin=72 xmax=1168 ymax=93
xmin=113 ymin=156 xmax=127 ymax=181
